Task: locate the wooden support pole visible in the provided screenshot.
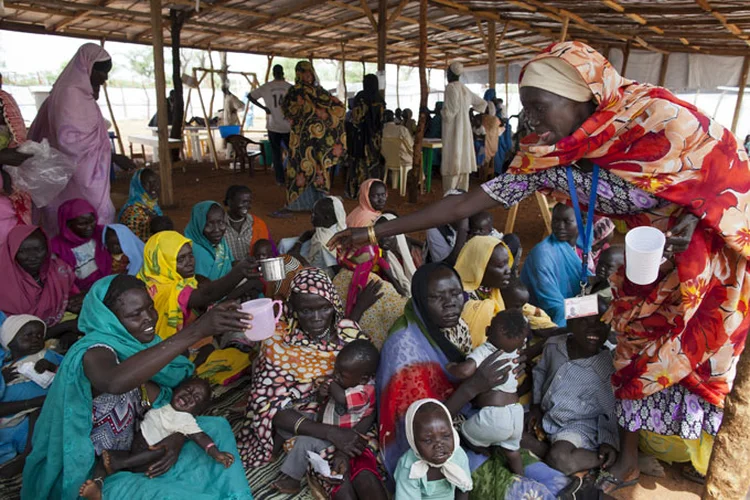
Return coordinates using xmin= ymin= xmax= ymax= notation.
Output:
xmin=264 ymin=55 xmax=274 ymax=83
xmin=408 ymin=0 xmax=428 ymax=203
xmin=195 ymin=70 xmax=220 ymax=171
xmin=149 ymin=0 xmax=174 ymax=206
xmin=102 ymin=83 xmax=124 ymax=155
xmin=657 ymin=53 xmax=670 ymax=87
xmin=704 ymin=344 xmax=750 ymax=498
xmin=621 ymin=43 xmax=631 ymax=78
xmin=396 ymin=63 xmax=400 ymax=108
xmin=505 ymin=61 xmax=510 ymax=105
xmin=377 ymin=0 xmax=387 ymax=74
xmin=731 ymin=56 xmax=750 ymax=134
xmin=560 ymin=15 xmax=570 ymax=42
xmin=341 ymin=42 xmax=347 ymax=99
xmin=488 ymin=20 xmax=497 ymax=89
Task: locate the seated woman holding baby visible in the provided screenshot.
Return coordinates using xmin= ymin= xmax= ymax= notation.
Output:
xmin=237 ymin=268 xmax=385 ymax=498
xmin=21 ymin=274 xmax=252 ymax=499
xmin=377 ymin=263 xmax=567 ymax=498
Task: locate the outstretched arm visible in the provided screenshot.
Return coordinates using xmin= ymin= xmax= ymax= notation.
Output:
xmin=189 ymin=431 xmax=235 ymax=467
xmin=329 ymin=188 xmax=498 ymax=250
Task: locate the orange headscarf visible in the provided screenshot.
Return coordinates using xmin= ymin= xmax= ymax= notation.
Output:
xmin=512 ymin=41 xmax=750 ymax=407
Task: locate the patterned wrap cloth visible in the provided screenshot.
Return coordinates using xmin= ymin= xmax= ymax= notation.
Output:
xmin=281 ymin=61 xmax=346 ymax=210
xmin=237 ymin=268 xmax=370 ymax=469
xmin=508 ymin=41 xmax=749 ymax=409
xmin=118 ymin=168 xmax=163 ymax=242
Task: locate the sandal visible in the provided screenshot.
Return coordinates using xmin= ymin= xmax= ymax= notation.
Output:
xmin=681 ymin=464 xmax=706 ymax=485
xmin=594 ymin=469 xmax=639 ymax=494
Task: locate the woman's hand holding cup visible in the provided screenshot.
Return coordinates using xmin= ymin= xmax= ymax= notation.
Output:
xmin=198 ymin=300 xmax=252 ymax=337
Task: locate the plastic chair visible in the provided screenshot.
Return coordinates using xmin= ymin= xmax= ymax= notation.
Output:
xmin=225 ymin=135 xmax=263 ymax=175
xmin=382 ymin=136 xmax=412 ymax=197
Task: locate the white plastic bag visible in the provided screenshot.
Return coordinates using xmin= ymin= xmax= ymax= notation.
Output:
xmin=10 ymin=139 xmax=76 ymax=207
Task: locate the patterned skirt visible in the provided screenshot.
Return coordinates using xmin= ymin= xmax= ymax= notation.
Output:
xmin=616 ymin=384 xmax=723 ymax=439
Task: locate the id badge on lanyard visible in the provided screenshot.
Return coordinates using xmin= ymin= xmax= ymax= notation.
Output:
xmin=565 ymin=164 xmax=600 ymax=296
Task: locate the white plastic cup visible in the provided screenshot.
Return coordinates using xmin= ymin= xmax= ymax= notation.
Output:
xmin=625 ymin=226 xmax=665 ymax=285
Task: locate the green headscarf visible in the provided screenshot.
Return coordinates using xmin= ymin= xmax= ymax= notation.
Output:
xmin=21 ymin=276 xmax=194 ymax=499
xmin=184 ymin=201 xmax=234 ymax=280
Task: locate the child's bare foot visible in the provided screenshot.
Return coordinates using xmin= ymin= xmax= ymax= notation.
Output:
xmin=79 ymin=479 xmax=103 ymax=500
xmin=271 ymin=474 xmax=302 ymax=494
xmin=101 ymin=450 xmax=129 ymax=475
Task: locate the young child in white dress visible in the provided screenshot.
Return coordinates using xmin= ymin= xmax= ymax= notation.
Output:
xmin=447 ymin=309 xmax=528 ymax=474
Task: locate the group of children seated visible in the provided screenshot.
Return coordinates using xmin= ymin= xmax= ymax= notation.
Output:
xmin=0 ymin=167 xmax=628 ymax=499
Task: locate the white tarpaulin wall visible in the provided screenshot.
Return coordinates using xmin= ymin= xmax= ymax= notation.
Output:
xmin=462 ymin=49 xmax=747 ymax=93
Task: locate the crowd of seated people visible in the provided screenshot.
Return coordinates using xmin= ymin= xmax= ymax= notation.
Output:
xmin=2 ymin=40 xmax=745 ymax=500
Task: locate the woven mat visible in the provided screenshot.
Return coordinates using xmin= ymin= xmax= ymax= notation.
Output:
xmin=0 ymin=376 xmax=313 ymax=500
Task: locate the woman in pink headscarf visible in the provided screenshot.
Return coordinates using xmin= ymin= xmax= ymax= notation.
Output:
xmin=50 ymin=199 xmax=111 ymax=292
xmin=345 ymin=178 xmax=388 ymax=228
xmin=28 ymin=43 xmax=135 ymax=234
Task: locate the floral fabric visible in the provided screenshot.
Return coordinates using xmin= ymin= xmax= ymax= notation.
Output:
xmin=617 ymin=385 xmax=722 ymax=439
xmin=237 ymin=268 xmax=367 ymax=467
xmin=281 ymin=67 xmax=346 ymax=209
xmin=347 ymin=99 xmax=385 ymax=198
xmin=502 ymin=41 xmax=750 ymax=408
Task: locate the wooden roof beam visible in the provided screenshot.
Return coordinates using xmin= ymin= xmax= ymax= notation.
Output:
xmin=518 ymin=0 xmax=668 ymax=53
xmin=598 ymin=0 xmax=669 ymax=40
xmin=386 ymin=0 xmax=409 ymax=29
xmin=427 ymin=0 xmax=558 ymax=42
xmin=695 ymin=0 xmax=750 ymax=47
xmin=359 ymin=0 xmax=378 ymax=30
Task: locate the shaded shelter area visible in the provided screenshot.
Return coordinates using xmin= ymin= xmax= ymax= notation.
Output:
xmin=2 ymin=1 xmax=750 ymax=499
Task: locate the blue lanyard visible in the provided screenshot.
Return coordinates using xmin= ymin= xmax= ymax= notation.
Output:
xmin=565 ymin=164 xmax=600 ymax=289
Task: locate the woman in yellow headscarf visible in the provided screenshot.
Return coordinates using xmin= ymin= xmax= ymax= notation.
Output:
xmin=138 ymin=230 xmax=262 ymax=385
xmin=454 ymin=235 xmax=513 ymax=347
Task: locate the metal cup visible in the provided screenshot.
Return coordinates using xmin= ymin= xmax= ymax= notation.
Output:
xmin=259 ymin=257 xmax=286 ymax=282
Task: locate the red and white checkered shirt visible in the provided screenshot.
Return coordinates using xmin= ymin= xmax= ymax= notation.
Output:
xmin=321 ymin=378 xmax=376 ymax=429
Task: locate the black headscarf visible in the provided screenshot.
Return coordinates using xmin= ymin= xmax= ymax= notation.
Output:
xmin=410 ymin=262 xmax=466 ymax=363
xmin=356 ymin=74 xmax=384 ymax=105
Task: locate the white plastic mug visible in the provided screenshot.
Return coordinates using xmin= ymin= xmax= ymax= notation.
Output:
xmin=240 ymin=298 xmax=283 ymax=341
xmin=625 ymin=226 xmax=665 ymax=285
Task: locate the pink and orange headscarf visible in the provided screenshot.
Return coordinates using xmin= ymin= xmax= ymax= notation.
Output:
xmin=345 ymin=179 xmax=385 ymax=228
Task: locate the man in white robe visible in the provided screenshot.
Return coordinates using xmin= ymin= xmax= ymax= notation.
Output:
xmin=441 ymin=61 xmax=488 ymax=193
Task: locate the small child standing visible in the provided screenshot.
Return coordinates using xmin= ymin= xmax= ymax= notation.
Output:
xmin=80 ymin=377 xmax=234 ymax=500
xmin=528 ymin=306 xmax=618 ymax=477
xmin=447 ymin=309 xmax=527 ymax=475
xmin=0 ymin=315 xmax=63 ymax=471
xmin=394 ymin=399 xmax=472 ymax=499
xmin=272 ymin=339 xmax=382 ymax=495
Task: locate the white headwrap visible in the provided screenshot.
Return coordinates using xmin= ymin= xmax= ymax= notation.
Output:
xmin=405 ymin=398 xmax=473 ymax=492
xmin=448 ymin=61 xmax=464 ymax=77
xmin=1 ymin=314 xmax=47 ymax=350
xmin=520 ymin=58 xmax=594 ymax=103
xmin=309 ymin=196 xmax=348 ymax=266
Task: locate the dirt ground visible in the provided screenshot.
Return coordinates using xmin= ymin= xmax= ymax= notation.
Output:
xmin=111 ymin=161 xmax=705 ymax=500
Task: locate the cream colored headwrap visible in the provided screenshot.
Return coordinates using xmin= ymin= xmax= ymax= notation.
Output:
xmin=1 ymin=314 xmax=47 ymax=350
xmin=520 ymin=58 xmax=594 ymax=103
xmin=448 ymin=61 xmax=464 ymax=76
xmin=405 ymin=398 xmax=473 ymax=492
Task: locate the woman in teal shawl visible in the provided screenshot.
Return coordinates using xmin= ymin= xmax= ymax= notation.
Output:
xmin=184 ymin=201 xmax=234 ymax=280
xmin=118 ymin=168 xmax=163 ymax=242
xmin=21 ymin=275 xmax=253 ymax=500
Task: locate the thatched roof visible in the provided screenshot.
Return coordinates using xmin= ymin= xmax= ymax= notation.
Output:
xmin=2 ymin=0 xmax=749 ymax=68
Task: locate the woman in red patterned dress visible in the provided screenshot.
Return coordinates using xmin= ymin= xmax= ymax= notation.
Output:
xmin=331 ymin=41 xmax=750 ymax=490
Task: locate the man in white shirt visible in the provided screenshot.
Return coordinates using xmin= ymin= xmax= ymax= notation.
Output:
xmin=248 ymin=64 xmax=293 ymax=185
xmin=441 ymin=61 xmax=487 ymax=193
xmin=382 ymin=109 xmax=414 ymax=173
